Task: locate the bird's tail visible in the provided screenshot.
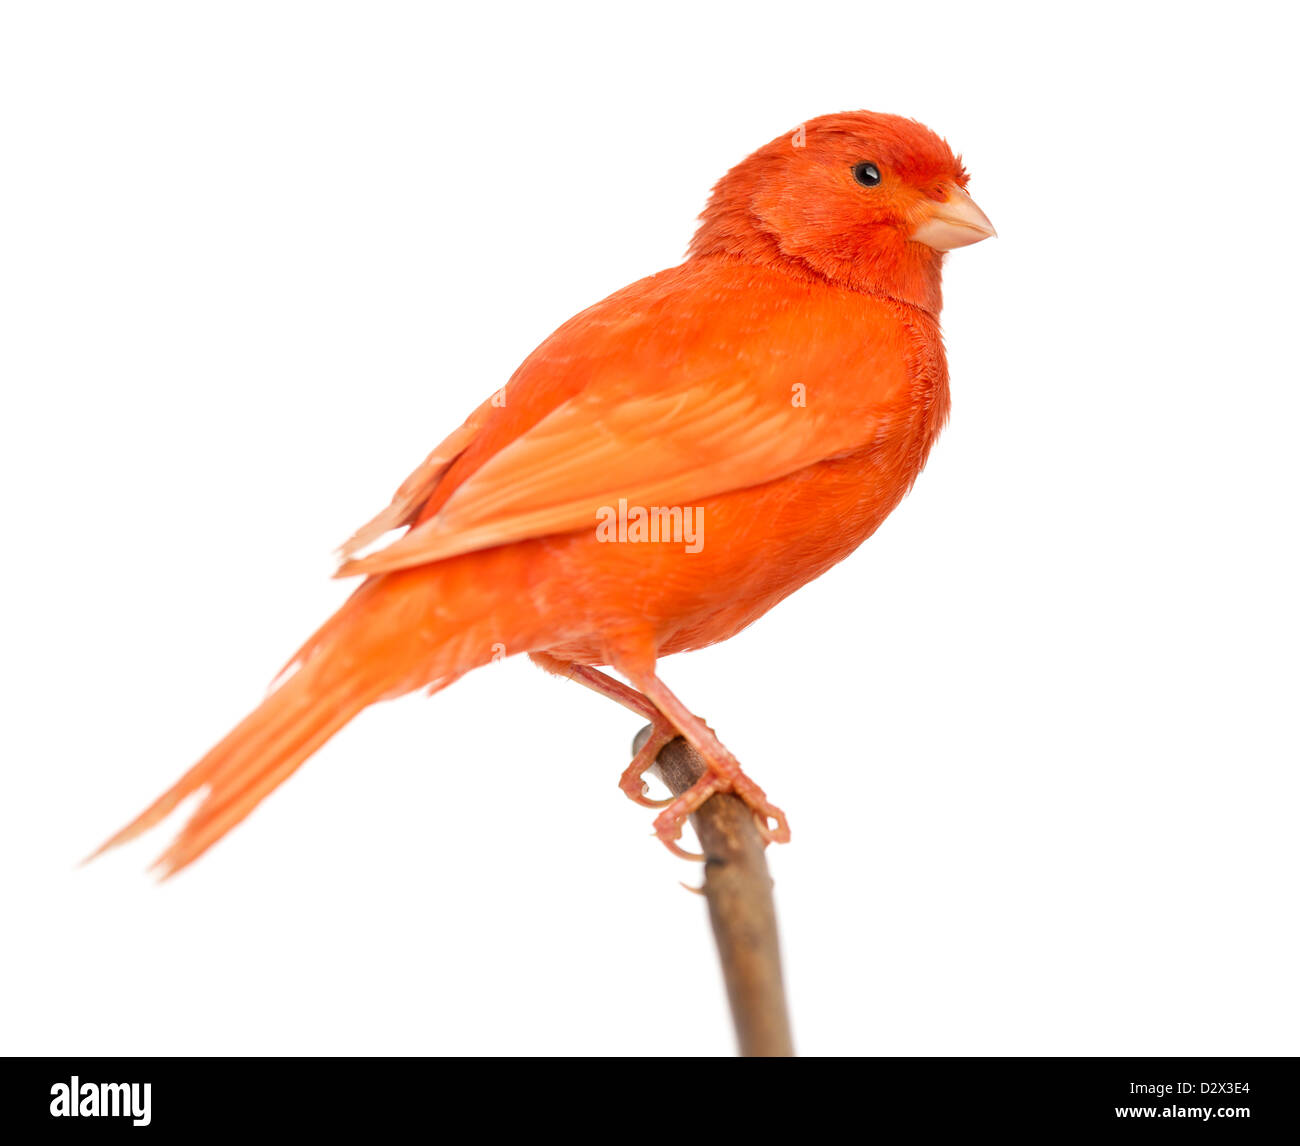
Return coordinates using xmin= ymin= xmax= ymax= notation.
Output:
xmin=91 ymin=560 xmax=535 ymax=877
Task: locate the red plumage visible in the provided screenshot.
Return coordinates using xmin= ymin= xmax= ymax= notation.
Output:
xmin=94 ymin=110 xmax=994 ymax=875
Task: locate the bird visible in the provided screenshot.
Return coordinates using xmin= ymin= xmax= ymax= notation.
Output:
xmin=93 ymin=110 xmax=994 ymax=876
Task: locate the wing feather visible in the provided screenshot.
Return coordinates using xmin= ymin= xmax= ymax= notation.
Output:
xmin=336 ymin=264 xmax=908 ymax=577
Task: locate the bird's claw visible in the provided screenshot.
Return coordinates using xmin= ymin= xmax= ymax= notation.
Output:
xmin=752 ymin=806 xmax=791 ymax=846
xmin=622 ymin=780 xmax=674 ymax=810
xmin=618 ymin=722 xmax=676 ymax=808
xmin=731 ymin=775 xmax=791 ymax=847
xmin=653 ymin=828 xmax=706 ymax=862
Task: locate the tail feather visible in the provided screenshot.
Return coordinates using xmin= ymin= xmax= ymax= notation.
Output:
xmin=150 ymin=676 xmax=379 ymax=878
xmin=93 ymin=551 xmax=553 ymax=877
xmin=89 ymin=662 xmax=382 ymax=878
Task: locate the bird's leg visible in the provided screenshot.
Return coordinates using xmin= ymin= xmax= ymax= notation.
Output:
xmin=614 ymin=659 xmax=792 ymax=856
xmin=529 ymin=652 xmax=678 ymax=809
xmin=530 ymin=651 xmax=658 ymax=719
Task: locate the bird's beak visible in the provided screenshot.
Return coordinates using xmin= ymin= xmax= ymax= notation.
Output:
xmin=909 ymin=186 xmax=996 ymax=250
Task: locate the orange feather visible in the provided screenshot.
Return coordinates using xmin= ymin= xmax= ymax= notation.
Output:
xmin=94 ymin=110 xmax=993 ymax=876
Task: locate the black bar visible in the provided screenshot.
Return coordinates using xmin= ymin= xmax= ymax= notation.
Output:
xmin=5 ymin=1056 xmax=1293 ymax=1133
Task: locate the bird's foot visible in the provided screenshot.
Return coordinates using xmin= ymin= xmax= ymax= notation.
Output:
xmin=618 ymin=720 xmax=677 ymax=809
xmin=650 ymin=765 xmax=790 ymax=859
xmin=732 ymin=771 xmax=791 ymax=846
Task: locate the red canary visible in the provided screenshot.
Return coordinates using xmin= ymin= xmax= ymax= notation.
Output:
xmin=96 ymin=110 xmax=994 ymax=875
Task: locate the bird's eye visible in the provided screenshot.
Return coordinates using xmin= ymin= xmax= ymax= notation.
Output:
xmin=852 ymin=161 xmax=881 ymax=187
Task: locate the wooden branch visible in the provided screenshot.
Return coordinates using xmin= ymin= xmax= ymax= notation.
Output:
xmin=634 ymin=725 xmax=794 ymax=1057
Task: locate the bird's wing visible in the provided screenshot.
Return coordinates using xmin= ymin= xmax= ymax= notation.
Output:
xmin=338 ymin=264 xmax=912 ymax=576
xmin=336 ymin=396 xmax=495 ymax=560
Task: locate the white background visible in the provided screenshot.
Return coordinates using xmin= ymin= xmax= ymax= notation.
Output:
xmin=2 ymin=1 xmax=1296 ymax=1057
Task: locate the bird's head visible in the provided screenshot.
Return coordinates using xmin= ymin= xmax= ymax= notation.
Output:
xmin=689 ymin=110 xmax=994 ymax=312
